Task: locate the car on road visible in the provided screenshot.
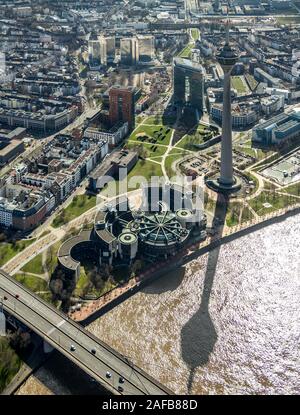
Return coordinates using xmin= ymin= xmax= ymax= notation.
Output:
xmin=106 ymin=371 xmax=112 ymax=379
xmin=70 ymin=345 xmax=76 ymax=352
xmin=91 ymin=348 xmax=96 ymax=355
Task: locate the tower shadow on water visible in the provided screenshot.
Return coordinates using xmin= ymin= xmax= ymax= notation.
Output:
xmin=181 ymin=193 xmax=229 ymax=393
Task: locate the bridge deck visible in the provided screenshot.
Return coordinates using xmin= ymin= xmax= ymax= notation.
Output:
xmin=0 ymin=270 xmax=171 ymax=395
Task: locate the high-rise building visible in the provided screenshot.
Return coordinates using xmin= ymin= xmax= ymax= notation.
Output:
xmin=120 ymin=38 xmax=139 ymax=66
xmin=106 ymin=36 xmax=116 ymax=64
xmin=88 ymin=36 xmax=106 ymax=66
xmin=109 ymin=86 xmax=135 ymax=131
xmin=173 ymin=57 xmax=205 ymax=114
xmin=137 ymin=35 xmax=155 ymax=62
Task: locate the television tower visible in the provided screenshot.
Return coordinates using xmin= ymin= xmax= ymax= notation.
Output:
xmin=207 ymin=18 xmax=241 ymax=193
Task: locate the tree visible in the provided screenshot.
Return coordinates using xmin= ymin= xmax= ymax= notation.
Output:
xmin=9 ymin=329 xmax=31 ymax=351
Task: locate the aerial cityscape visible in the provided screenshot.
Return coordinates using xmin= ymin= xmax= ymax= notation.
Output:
xmin=0 ymin=0 xmax=299 ymax=398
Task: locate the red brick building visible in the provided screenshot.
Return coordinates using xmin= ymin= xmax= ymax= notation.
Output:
xmin=109 ymin=86 xmax=135 ymax=132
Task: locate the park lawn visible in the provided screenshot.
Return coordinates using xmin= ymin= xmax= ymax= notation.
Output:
xmin=175 ymin=124 xmax=217 ymax=150
xmin=0 ymin=338 xmax=21 ymax=393
xmin=191 ymin=28 xmax=199 ymax=41
xmin=21 ymin=253 xmax=44 ymax=275
xmin=226 ymin=202 xmax=254 ymax=227
xmin=282 ymin=182 xmax=300 ymax=196
xmin=231 ymin=76 xmax=249 ymax=94
xmin=52 ymin=194 xmax=96 ymax=228
xmin=277 ymin=16 xmax=300 ymax=24
xmin=0 ymin=239 xmax=36 ymax=267
xmin=129 ymin=125 xmax=173 ymax=146
xmin=143 ymin=115 xmax=163 ymax=125
xmin=165 ymin=153 xmax=185 ymax=178
xmin=226 ymin=209 xmax=240 ymax=227
xmin=248 ymin=191 xmax=298 ymax=216
xmin=149 ymin=156 xmax=163 ymax=163
xmin=126 ymin=141 xmax=168 ymax=158
xmin=263 ymin=180 xmax=278 ymax=192
xmin=175 ymin=134 xmax=202 ymax=150
xmin=179 ymin=44 xmax=193 ymax=59
xmin=241 ymin=205 xmax=254 ymax=223
xmin=20 ymin=240 xmax=60 ymax=280
xmin=100 ymin=160 xmax=164 ymax=198
xmin=237 ymin=146 xmax=257 ymax=158
xmin=127 ymin=160 xmax=163 ymax=184
xmin=15 ymin=273 xmax=49 ymax=293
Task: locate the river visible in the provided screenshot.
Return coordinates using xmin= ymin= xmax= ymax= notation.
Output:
xmin=17 ymin=213 xmax=300 ymax=395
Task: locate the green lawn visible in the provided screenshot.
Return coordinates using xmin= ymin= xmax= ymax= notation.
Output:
xmin=282 ymin=182 xmax=300 ymax=196
xmin=15 ymin=273 xmax=48 ymax=293
xmin=178 ymin=44 xmax=193 ymax=59
xmin=101 ymin=160 xmax=164 ymax=198
xmin=129 ymin=125 xmax=173 ymax=146
xmin=249 ymin=191 xmax=298 ymax=216
xmin=277 ymin=16 xmax=300 ymax=24
xmin=0 ymin=338 xmax=21 ymax=393
xmin=126 ymin=160 xmax=163 ymax=184
xmin=52 ymin=195 xmax=96 ymax=228
xmin=0 ymin=239 xmax=36 ymax=267
xmin=143 ymin=115 xmax=163 ymax=125
xmin=165 ymin=154 xmax=185 ymax=178
xmin=175 ymin=125 xmax=216 ymax=150
xmin=126 ymin=141 xmax=168 ymax=158
xmin=191 ymin=29 xmax=199 ymax=41
xmin=21 ymin=253 xmax=44 ymax=275
xmin=231 ymin=76 xmax=249 ymax=95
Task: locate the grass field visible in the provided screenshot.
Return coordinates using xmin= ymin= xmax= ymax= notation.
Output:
xmin=277 ymin=16 xmax=300 ymax=24
xmin=15 ymin=273 xmax=52 ymax=303
xmin=21 ymin=253 xmax=44 ymax=275
xmin=175 ymin=124 xmax=216 ymax=150
xmin=231 ymin=76 xmax=249 ymax=95
xmin=191 ymin=29 xmax=199 ymax=41
xmin=126 ymin=141 xmax=168 ymax=158
xmin=100 ymin=160 xmax=164 ymax=198
xmin=281 ymin=182 xmax=300 ymax=196
xmin=178 ymin=44 xmax=193 ymax=59
xmin=165 ymin=153 xmax=185 ymax=178
xmin=52 ymin=194 xmax=96 ymax=228
xmin=15 ymin=273 xmax=48 ymax=293
xmin=249 ymin=191 xmax=298 ymax=216
xmin=0 ymin=239 xmax=36 ymax=267
xmin=129 ymin=124 xmax=173 ymax=146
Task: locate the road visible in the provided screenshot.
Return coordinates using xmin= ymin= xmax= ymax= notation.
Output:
xmin=0 ymin=269 xmax=171 ymax=395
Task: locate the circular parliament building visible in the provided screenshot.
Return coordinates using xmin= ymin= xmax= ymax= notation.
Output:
xmin=57 ymin=184 xmax=207 ymax=280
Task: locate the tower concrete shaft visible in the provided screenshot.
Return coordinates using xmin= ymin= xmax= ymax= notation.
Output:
xmin=219 ymin=69 xmax=234 ymax=186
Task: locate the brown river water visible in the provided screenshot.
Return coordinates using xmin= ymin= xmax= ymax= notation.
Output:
xmin=17 ymin=213 xmax=300 ymax=395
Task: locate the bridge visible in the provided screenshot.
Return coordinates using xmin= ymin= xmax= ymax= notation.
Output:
xmin=0 ymin=269 xmax=171 ymax=395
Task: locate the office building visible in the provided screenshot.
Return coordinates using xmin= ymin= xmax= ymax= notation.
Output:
xmin=109 ymin=86 xmax=135 ymax=131
xmin=173 ymin=57 xmax=205 ymax=114
xmin=137 ymin=35 xmax=155 ymax=62
xmin=120 ymin=38 xmax=139 ymax=66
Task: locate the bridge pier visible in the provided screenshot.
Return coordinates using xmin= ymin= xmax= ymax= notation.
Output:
xmin=43 ymin=340 xmax=54 ymax=354
xmin=0 ymin=310 xmax=6 ymax=336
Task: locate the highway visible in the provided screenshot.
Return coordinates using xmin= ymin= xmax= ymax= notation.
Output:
xmin=0 ymin=269 xmax=171 ymax=396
